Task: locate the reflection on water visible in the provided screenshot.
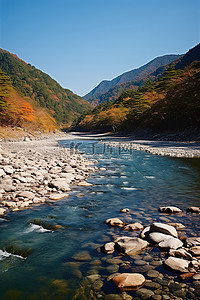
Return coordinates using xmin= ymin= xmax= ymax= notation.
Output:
xmin=0 ymin=139 xmax=200 ymax=299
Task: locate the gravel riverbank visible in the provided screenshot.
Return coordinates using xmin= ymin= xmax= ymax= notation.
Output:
xmin=0 ymin=133 xmax=98 ymax=215
xmin=101 ymin=139 xmax=200 ymax=158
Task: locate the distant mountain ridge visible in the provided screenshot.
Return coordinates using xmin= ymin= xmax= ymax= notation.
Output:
xmin=84 ymin=54 xmax=181 ymax=105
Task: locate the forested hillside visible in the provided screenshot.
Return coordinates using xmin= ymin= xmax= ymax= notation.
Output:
xmin=76 ymin=44 xmax=200 ymax=137
xmin=0 ymin=68 xmax=57 ymax=131
xmin=0 ymin=49 xmax=91 ymax=131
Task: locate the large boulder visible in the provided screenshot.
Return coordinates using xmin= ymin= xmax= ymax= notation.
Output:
xmin=158 ymin=238 xmax=183 ymax=250
xmin=164 ymin=257 xmax=189 ymax=273
xmin=150 ymin=222 xmax=178 ymax=238
xmin=159 ymin=206 xmax=182 ymax=213
xmin=112 ymin=273 xmax=146 ymax=291
xmin=115 ymin=236 xmax=149 ymax=255
xmin=148 ymin=232 xmax=174 ymax=244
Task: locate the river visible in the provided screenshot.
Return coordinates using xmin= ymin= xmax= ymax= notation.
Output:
xmin=0 ymin=136 xmax=199 ymax=299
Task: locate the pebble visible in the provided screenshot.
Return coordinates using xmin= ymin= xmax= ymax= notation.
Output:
xmin=72 ymin=251 xmax=92 ymax=261
xmin=147 ymin=270 xmax=160 ymax=278
xmin=107 ymin=264 xmax=119 ymax=273
xmin=134 ymin=260 xmax=147 ymax=266
xmin=136 ymin=288 xmax=155 ymax=299
xmin=92 ymin=279 xmax=103 ymax=291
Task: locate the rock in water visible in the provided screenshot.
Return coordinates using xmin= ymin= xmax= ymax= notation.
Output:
xmin=105 ymin=218 xmax=124 ymax=227
xmin=187 ymin=207 xmax=200 ymax=213
xmin=120 ymin=208 xmax=130 ymax=213
xmin=115 ymin=236 xmax=149 ymax=255
xmin=169 ymin=249 xmax=192 ymax=260
xmin=112 ymin=273 xmax=146 ymax=291
xmin=77 ymin=181 xmax=92 ymax=187
xmin=159 ymin=206 xmax=182 ymax=213
xmin=136 ymin=288 xmax=155 ymax=299
xmin=148 ymin=232 xmax=174 ymax=244
xmin=49 ymin=193 xmax=69 ymax=200
xmin=164 ymin=257 xmax=189 ymax=273
xmin=124 ymin=222 xmax=143 ymax=231
xmin=101 ymin=242 xmax=115 ymax=254
xmin=150 ymin=222 xmax=178 ymax=238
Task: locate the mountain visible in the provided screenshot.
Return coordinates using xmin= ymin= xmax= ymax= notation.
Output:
xmin=76 ymin=43 xmax=200 ymax=139
xmin=0 ymin=49 xmax=91 ymax=132
xmin=84 ymin=54 xmax=181 ymax=105
xmin=175 ymin=43 xmax=200 ymax=70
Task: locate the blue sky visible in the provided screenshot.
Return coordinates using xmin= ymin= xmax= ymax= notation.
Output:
xmin=0 ymin=0 xmax=200 ymax=96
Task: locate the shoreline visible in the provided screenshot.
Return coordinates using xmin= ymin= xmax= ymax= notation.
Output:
xmin=0 ymin=133 xmax=98 ymax=216
xmin=64 ymin=132 xmax=200 ymax=158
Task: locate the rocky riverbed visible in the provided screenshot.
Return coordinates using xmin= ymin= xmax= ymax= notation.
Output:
xmin=0 ymin=135 xmax=98 ymax=215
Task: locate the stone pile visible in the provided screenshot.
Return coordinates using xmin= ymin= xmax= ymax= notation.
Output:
xmin=0 ymin=139 xmax=97 ymax=214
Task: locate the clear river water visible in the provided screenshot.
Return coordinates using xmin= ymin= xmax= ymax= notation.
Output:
xmin=0 ymin=137 xmax=199 ymax=299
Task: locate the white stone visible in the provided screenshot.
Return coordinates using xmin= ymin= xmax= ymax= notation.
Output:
xmin=18 ymin=191 xmax=35 ymax=200
xmin=115 ymin=236 xmax=149 ymax=255
xmin=148 ymin=232 xmax=174 ymax=244
xmin=49 ymin=193 xmax=69 ymax=200
xmin=159 ymin=206 xmax=182 ymax=213
xmin=158 ymin=237 xmax=183 ymax=250
xmin=77 ymin=181 xmax=92 ymax=187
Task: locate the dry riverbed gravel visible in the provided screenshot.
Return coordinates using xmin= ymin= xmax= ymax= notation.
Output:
xmin=0 ymin=136 xmax=97 ymax=215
